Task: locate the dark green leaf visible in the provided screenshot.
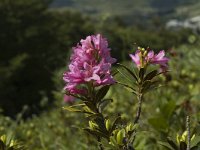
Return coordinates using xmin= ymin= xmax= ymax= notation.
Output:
xmin=95 ymin=85 xmax=110 ymax=102
xmin=0 ymin=140 xmax=5 ymax=150
xmin=142 ymin=80 xmax=151 ymax=88
xmin=139 ymin=68 xmax=145 ymax=81
xmin=111 ymin=116 xmax=121 ymax=132
xmin=84 ymin=101 xmax=97 ymax=113
xmin=180 ymin=141 xmax=187 ymax=150
xmin=144 ymin=70 xmax=157 ymax=81
xmin=167 ymin=138 xmax=178 ymax=150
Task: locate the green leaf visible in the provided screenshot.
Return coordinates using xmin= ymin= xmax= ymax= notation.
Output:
xmin=144 ymin=70 xmax=157 ymax=81
xmin=117 ymin=69 xmax=133 ymax=83
xmin=161 ymin=100 xmax=176 ymax=120
xmin=191 ymin=135 xmax=200 ymax=147
xmin=148 ymin=117 xmax=168 ymax=131
xmin=63 ymin=106 xmax=93 ymax=114
xmin=95 ymin=85 xmax=110 ymax=102
xmin=112 ymin=70 xmax=119 ymax=76
xmin=63 ymin=106 xmax=82 ymax=112
xmin=83 ymin=128 xmax=109 ymax=139
xmin=116 ymin=129 xmax=125 ymax=145
xmin=158 ymin=141 xmax=175 ymax=150
xmin=117 ymin=63 xmax=138 ymax=81
xmin=110 ymin=136 xmax=118 ymax=146
xmin=98 ymin=99 xmax=113 ymax=112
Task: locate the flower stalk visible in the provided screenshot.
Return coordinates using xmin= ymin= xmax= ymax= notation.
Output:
xmin=134 ymin=93 xmax=143 ymax=124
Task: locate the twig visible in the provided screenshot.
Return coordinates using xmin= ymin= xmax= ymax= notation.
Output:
xmin=187 ymin=115 xmax=190 ymax=150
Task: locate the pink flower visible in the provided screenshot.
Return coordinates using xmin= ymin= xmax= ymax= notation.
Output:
xmin=129 ymin=51 xmax=141 ymax=68
xmin=148 ymin=50 xmax=169 ymax=67
xmin=130 ymin=49 xmax=169 ymax=69
xmin=64 ymin=95 xmax=75 ymax=103
xmin=63 ymin=34 xmax=116 ymax=94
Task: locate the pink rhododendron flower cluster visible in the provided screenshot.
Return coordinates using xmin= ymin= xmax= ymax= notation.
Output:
xmin=63 ymin=34 xmax=116 ymax=94
xmin=130 ymin=48 xmax=169 ymax=70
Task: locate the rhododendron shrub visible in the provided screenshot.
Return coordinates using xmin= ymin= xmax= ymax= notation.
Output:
xmin=63 ymin=34 xmax=196 ymax=150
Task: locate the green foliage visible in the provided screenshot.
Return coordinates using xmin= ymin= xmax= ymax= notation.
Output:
xmin=0 ymin=0 xmax=94 ymax=117
xmin=1 ymin=42 xmax=200 ymax=149
xmin=0 ymin=134 xmax=25 ymax=150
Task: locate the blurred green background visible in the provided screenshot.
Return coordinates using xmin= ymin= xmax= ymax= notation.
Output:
xmin=0 ymin=0 xmax=200 ymax=149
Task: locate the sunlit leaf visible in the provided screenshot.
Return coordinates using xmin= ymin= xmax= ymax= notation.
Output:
xmin=63 ymin=106 xmax=93 ymax=114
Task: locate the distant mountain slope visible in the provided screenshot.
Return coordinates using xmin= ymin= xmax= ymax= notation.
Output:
xmin=50 ymin=0 xmax=200 ymax=24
